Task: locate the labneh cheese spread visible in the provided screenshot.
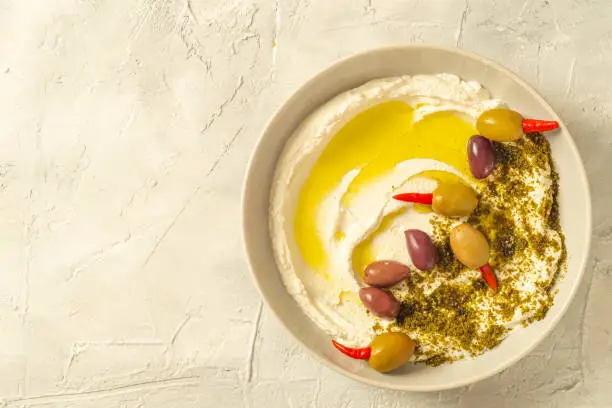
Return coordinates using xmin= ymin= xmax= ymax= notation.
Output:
xmin=269 ymin=74 xmax=565 ymax=366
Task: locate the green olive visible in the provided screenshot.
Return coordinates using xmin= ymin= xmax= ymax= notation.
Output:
xmin=476 ymin=108 xmax=523 ymax=142
xmin=368 ymin=332 xmax=415 ymax=373
xmin=450 ymin=223 xmax=490 ymax=268
xmin=431 ymin=182 xmax=478 ymax=217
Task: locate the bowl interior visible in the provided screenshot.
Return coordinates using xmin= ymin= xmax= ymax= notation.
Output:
xmin=242 ymin=46 xmax=591 ymax=391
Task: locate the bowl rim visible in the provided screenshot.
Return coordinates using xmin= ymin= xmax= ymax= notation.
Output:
xmin=241 ymin=44 xmax=593 ymax=391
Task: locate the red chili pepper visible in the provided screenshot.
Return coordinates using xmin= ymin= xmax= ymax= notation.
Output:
xmin=522 ymin=119 xmax=559 ymax=133
xmin=479 ymin=263 xmax=498 ymax=292
xmin=331 ymin=339 xmax=371 ymax=360
xmin=392 ymin=193 xmax=433 ymax=205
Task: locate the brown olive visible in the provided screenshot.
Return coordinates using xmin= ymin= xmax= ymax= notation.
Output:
xmin=449 ymin=223 xmax=490 ymax=268
xmin=476 ymin=108 xmax=523 ymax=142
xmin=431 ymin=182 xmax=478 ymax=217
xmin=368 ymin=332 xmax=416 ymax=373
xmin=363 ymin=260 xmax=411 ymax=288
xmin=359 ymin=287 xmax=400 ymax=319
xmin=404 ymin=230 xmax=437 ymax=271
xmin=467 ymin=135 xmax=496 ymax=179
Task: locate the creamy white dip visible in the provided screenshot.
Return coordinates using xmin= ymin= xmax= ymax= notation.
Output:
xmin=269 ymin=74 xmax=563 ymax=359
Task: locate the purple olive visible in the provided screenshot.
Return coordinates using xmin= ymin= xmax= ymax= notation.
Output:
xmin=404 ymin=229 xmax=437 ymax=271
xmin=363 ymin=260 xmax=411 ymax=288
xmin=359 ymin=287 xmax=400 ymax=319
xmin=467 ymin=135 xmax=496 ymax=179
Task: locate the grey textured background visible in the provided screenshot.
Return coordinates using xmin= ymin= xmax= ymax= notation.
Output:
xmin=0 ymin=0 xmax=610 ymax=406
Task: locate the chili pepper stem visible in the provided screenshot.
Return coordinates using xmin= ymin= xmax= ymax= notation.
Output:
xmin=479 ymin=264 xmax=498 ymax=292
xmin=522 ymin=119 xmax=559 ymax=133
xmin=331 ymin=339 xmax=371 ymax=360
xmin=392 ymin=193 xmax=434 ymax=205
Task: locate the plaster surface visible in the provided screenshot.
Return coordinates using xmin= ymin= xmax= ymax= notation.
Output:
xmin=1 ymin=0 xmax=611 ymax=406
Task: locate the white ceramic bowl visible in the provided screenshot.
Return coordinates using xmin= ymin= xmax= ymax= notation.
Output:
xmin=242 ymin=45 xmax=591 ymax=391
